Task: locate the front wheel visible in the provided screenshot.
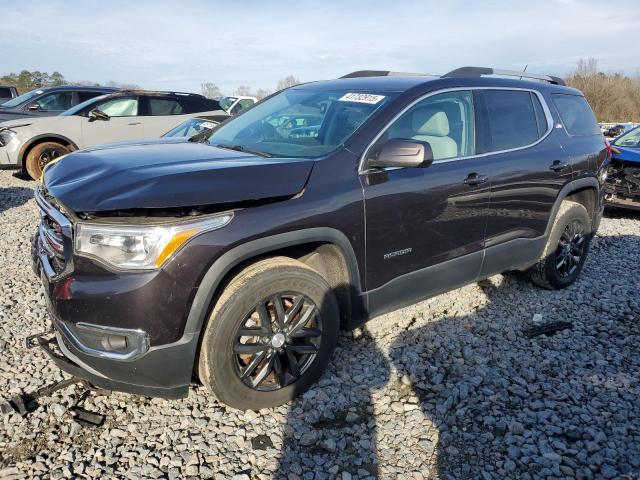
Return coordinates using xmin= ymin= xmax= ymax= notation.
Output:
xmin=25 ymin=142 xmax=70 ymax=180
xmin=529 ymin=200 xmax=591 ymax=290
xmin=197 ymin=257 xmax=340 ymax=410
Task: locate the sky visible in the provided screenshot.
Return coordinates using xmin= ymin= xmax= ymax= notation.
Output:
xmin=1 ymin=0 xmax=639 ymax=95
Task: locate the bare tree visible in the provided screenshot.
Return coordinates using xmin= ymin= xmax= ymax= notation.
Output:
xmin=255 ymin=88 xmax=272 ymax=100
xmin=201 ymin=83 xmax=222 ymax=99
xmin=105 ymin=80 xmax=141 ymax=90
xmin=565 ymin=58 xmax=640 ymax=122
xmin=234 ymin=85 xmax=254 ymax=96
xmin=276 ymin=75 xmax=300 ymax=92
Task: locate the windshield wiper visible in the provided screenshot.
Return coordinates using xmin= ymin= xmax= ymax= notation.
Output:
xmin=214 ymin=143 xmax=273 ymax=158
xmin=188 ymin=129 xmax=213 ymax=144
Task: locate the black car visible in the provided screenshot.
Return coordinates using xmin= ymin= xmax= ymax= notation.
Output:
xmin=0 ymin=85 xmax=118 ymax=121
xmin=30 ymin=67 xmax=608 ymax=410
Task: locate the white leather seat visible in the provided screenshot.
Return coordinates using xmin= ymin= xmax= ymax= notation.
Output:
xmin=410 ymin=108 xmax=458 ymax=160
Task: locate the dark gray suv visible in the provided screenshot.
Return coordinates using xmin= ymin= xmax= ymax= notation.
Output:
xmin=30 ymin=67 xmax=609 ymax=410
xmin=0 ymin=85 xmax=118 ymax=122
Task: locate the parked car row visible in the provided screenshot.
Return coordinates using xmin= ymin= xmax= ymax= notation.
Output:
xmin=0 ymin=89 xmax=227 ymax=179
xmin=26 ymin=66 xmax=611 ymax=410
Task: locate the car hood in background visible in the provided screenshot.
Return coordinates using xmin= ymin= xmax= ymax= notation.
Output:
xmin=612 ymin=145 xmax=640 ymax=165
xmin=43 ymin=142 xmax=315 ymax=212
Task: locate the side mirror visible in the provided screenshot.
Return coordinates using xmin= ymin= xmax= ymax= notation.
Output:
xmin=28 ymin=103 xmax=41 ymax=111
xmin=88 ymin=109 xmax=110 ymax=122
xmin=368 ymin=139 xmax=434 ymax=169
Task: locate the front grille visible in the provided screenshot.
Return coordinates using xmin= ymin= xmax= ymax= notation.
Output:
xmin=35 ymin=187 xmax=74 ymax=278
xmin=39 ymin=212 xmax=66 ymax=272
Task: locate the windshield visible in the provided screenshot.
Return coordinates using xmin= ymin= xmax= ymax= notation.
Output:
xmin=207 ymin=89 xmax=396 ymax=158
xmin=164 ymin=118 xmax=220 ymax=137
xmin=61 ymin=94 xmax=109 ymax=116
xmin=0 ymin=88 xmax=43 ymax=108
xmin=219 ymin=96 xmax=238 ymax=110
xmin=614 ymin=126 xmax=640 ymax=147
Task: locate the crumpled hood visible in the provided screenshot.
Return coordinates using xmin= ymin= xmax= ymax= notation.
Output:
xmin=43 ymin=142 xmax=315 ymax=212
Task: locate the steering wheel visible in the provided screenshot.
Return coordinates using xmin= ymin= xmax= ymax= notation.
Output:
xmin=260 ymin=121 xmax=280 ymax=141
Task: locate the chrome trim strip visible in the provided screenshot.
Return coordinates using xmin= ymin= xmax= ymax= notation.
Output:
xmin=34 ymin=186 xmax=74 ymax=280
xmin=57 ymin=321 xmax=150 ymax=362
xmin=358 ymin=86 xmax=555 ymax=174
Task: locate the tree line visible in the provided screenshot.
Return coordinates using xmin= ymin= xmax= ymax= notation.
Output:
xmin=0 ymin=70 xmax=139 ymax=94
xmin=5 ymin=64 xmax=639 ymax=122
xmin=201 ymin=75 xmax=300 ymax=101
xmin=564 ymin=59 xmax=640 ymax=122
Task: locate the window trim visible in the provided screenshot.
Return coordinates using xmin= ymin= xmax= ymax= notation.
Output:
xmin=359 ymin=86 xmax=555 ymax=174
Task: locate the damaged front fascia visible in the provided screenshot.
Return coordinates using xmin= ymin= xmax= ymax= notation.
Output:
xmin=605 ymin=158 xmax=640 ymax=207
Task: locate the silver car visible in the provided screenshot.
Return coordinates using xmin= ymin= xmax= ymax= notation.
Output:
xmin=0 ymin=90 xmax=226 ymax=179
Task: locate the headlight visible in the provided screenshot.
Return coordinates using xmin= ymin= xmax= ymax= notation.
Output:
xmin=0 ymin=130 xmax=16 ymax=147
xmin=75 ymin=214 xmax=233 ymax=270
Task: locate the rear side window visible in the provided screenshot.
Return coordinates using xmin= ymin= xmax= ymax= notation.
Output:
xmin=148 ymin=97 xmax=185 ymax=115
xmin=0 ymin=87 xmax=12 ymax=97
xmin=482 ymin=90 xmax=539 ymax=151
xmin=552 ymin=94 xmax=600 ymax=136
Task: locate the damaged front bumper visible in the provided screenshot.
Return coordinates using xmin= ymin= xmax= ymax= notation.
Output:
xmin=30 ymin=187 xmax=201 ymax=400
xmin=604 ymin=159 xmax=640 ymax=210
xmin=27 ymin=324 xmax=193 ymax=400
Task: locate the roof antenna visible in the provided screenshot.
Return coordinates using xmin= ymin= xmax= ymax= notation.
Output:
xmin=520 ymin=64 xmax=528 ymax=80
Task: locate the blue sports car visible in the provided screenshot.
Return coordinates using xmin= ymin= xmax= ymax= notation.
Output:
xmin=605 ymin=125 xmax=640 ymax=210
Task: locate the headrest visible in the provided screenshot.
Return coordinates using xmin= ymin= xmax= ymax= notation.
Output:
xmin=412 ymin=109 xmax=450 ymax=137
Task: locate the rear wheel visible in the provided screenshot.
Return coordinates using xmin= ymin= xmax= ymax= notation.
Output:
xmin=529 ymin=200 xmax=591 ymax=290
xmin=25 ymin=142 xmax=70 ymax=180
xmin=197 ymin=257 xmax=340 ymax=410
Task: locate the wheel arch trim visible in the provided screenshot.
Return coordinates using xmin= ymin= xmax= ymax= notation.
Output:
xmin=18 ymin=134 xmax=79 ymax=168
xmin=545 ymin=177 xmax=600 ymax=237
xmin=183 ymin=227 xmax=363 ymax=337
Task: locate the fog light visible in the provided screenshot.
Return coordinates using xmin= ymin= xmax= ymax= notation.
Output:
xmin=101 ymin=334 xmax=128 ymax=351
xmin=59 ymin=321 xmax=149 ymax=361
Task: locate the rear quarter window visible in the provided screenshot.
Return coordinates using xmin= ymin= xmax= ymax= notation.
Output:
xmin=552 ymin=94 xmax=600 ymax=136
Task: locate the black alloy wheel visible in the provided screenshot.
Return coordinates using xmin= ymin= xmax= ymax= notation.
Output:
xmin=233 ymin=293 xmax=322 ymax=392
xmin=554 ymin=219 xmax=586 ymax=278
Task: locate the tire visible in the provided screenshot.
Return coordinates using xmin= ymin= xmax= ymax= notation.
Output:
xmin=25 ymin=142 xmax=70 ymax=180
xmin=529 ymin=200 xmax=591 ymax=290
xmin=197 ymin=256 xmax=340 ymax=410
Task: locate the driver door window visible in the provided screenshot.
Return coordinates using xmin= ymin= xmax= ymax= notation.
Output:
xmin=33 ymin=92 xmax=74 ymax=112
xmin=369 ymin=90 xmax=475 ymax=163
xmin=94 ymin=97 xmax=138 ymax=117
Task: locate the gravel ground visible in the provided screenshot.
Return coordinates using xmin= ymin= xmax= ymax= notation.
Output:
xmin=0 ymin=169 xmax=639 ymax=480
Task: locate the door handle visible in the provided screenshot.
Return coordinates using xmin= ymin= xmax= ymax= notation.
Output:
xmin=464 ymin=173 xmax=488 ymax=186
xmin=549 ymin=160 xmax=569 ymax=172
xmin=128 ymin=122 xmax=142 ymax=126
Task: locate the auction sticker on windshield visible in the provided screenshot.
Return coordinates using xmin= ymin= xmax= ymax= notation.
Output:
xmin=339 ymin=93 xmax=386 ymax=104
xmin=200 ymin=122 xmax=216 ymax=129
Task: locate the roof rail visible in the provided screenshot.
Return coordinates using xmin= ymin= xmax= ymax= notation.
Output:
xmin=117 ymin=89 xmax=207 ymax=98
xmin=443 ymin=67 xmax=565 ymax=86
xmin=340 ymin=70 xmax=429 ymax=79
